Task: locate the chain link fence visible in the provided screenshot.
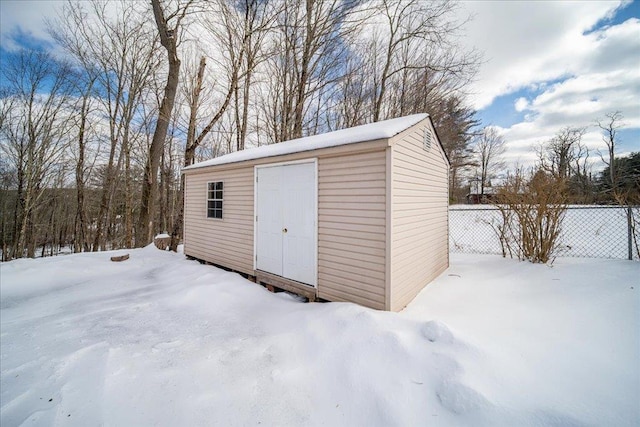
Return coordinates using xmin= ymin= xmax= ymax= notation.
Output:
xmin=449 ymin=205 xmax=640 ymax=260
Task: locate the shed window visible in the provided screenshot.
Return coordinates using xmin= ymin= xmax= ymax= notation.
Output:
xmin=207 ymin=181 xmax=223 ymax=219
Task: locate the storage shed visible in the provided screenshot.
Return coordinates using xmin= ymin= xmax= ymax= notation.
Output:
xmin=182 ymin=113 xmax=449 ymax=311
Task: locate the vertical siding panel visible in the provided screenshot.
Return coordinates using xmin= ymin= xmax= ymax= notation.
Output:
xmin=390 ymin=120 xmax=449 ymax=311
xmin=317 ymin=150 xmax=387 ymax=310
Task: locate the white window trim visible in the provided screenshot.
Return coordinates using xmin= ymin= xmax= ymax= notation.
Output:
xmin=206 ymin=180 xmax=224 ymax=220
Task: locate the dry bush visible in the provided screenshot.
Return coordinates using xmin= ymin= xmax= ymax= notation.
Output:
xmin=483 ymin=206 xmax=518 ymax=258
xmin=495 ymin=169 xmax=569 ymax=263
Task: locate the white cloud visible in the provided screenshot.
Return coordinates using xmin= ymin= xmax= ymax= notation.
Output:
xmin=500 ymin=62 xmax=640 ymax=171
xmin=514 ymin=97 xmax=528 ymax=112
xmin=460 ymin=0 xmax=631 ymax=110
xmin=3 ymin=0 xmax=637 ymax=172
xmin=505 ymin=17 xmax=640 ymax=160
xmin=457 ymin=1 xmax=640 ymax=172
xmin=0 ymin=0 xmax=64 ymax=50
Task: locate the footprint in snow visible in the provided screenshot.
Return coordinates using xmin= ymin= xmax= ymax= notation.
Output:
xmin=422 ymin=320 xmax=454 ymax=344
xmin=151 ymin=340 xmax=182 ymax=352
xmin=436 ymin=380 xmax=491 ymax=414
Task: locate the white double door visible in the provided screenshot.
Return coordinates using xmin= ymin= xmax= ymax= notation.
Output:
xmin=255 ymin=161 xmax=317 ymax=286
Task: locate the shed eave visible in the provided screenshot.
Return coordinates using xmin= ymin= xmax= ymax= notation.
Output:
xmin=182 ymin=137 xmax=390 ymax=174
xmin=183 ymin=113 xmax=429 ymax=172
xmin=182 ymin=143 xmax=372 ymax=173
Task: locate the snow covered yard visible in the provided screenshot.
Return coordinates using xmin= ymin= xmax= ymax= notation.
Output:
xmin=1 ymin=247 xmax=638 ymax=426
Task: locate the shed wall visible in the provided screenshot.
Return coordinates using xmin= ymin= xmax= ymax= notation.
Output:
xmin=317 ymin=150 xmax=387 ymax=309
xmin=184 ymin=167 xmax=255 ymax=275
xmin=390 ymin=121 xmax=449 ymax=311
xmin=183 ymin=143 xmax=388 ymax=310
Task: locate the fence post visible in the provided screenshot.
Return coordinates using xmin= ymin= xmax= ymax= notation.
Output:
xmin=628 ymin=206 xmax=633 ymax=261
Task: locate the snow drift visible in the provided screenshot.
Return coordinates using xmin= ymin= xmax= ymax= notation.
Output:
xmin=1 ymin=246 xmax=638 ymax=426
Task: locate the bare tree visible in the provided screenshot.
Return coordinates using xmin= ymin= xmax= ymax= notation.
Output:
xmin=369 ymin=0 xmax=478 ymax=122
xmin=0 ymin=98 xmax=15 ymax=260
xmin=137 ymin=0 xmax=194 ymax=247
xmin=596 ymin=111 xmax=624 ymax=197
xmin=330 ymin=54 xmax=370 ymax=129
xmin=183 ymin=56 xmax=208 ymax=166
xmin=52 ymin=0 xmax=161 ymax=251
xmin=166 ymin=55 xmax=206 ymax=252
xmin=537 ymin=127 xmax=587 ymax=181
xmin=475 ymin=126 xmax=506 ymax=195
xmin=262 ymin=0 xmax=358 ymax=142
xmin=226 ymin=0 xmax=278 ymax=151
xmin=72 ymin=75 xmax=97 ymax=253
xmin=192 ymin=0 xmax=270 ymax=156
xmin=0 ymin=50 xmax=74 ymax=258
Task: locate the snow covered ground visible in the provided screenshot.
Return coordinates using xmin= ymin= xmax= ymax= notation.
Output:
xmin=1 ymin=246 xmax=638 ymax=426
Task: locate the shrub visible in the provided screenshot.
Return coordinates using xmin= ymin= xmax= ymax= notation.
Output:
xmin=495 ymin=169 xmax=568 ymax=264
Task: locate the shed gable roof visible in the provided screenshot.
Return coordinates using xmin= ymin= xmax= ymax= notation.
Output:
xmin=183 ymin=113 xmax=428 ymax=170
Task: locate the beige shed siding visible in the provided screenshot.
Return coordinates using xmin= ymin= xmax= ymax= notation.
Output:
xmin=184 ymin=167 xmax=255 ymax=275
xmin=184 ymin=144 xmax=388 ymax=310
xmin=182 ymin=121 xmax=450 ymax=311
xmin=317 ymin=149 xmax=387 ymax=310
xmin=390 ymin=121 xmax=449 ymax=311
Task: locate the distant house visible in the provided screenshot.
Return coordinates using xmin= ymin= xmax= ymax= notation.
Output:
xmin=182 ymin=114 xmax=450 ymax=311
xmin=467 ymin=177 xmax=503 ymax=204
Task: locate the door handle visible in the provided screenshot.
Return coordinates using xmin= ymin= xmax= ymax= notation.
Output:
xmin=282 ymin=228 xmax=288 ymax=233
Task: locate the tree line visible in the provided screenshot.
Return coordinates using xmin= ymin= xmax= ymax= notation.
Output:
xmin=470 ymin=112 xmax=639 ymax=264
xmin=470 ymin=110 xmax=639 ymax=206
xmin=0 ymin=0 xmax=481 ymax=260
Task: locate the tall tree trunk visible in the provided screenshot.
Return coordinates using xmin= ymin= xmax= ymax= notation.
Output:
xmin=124 ymin=137 xmax=133 ymax=248
xmin=292 ymin=0 xmax=314 ymax=139
xmin=239 ymin=70 xmax=252 ymax=151
xmin=25 ymin=207 xmax=35 ymax=258
xmin=169 ymin=56 xmax=205 ymax=252
xmin=93 ymin=135 xmax=118 ymax=251
xmin=74 ymin=79 xmax=94 ymax=253
xmin=159 ymin=147 xmax=168 ymax=233
xmin=168 ymin=46 xmax=240 ymax=251
xmin=137 ymin=0 xmax=186 ymax=247
xmin=11 ymin=163 xmax=24 ymax=259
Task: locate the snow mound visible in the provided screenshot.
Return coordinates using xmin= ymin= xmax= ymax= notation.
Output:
xmin=422 ymin=320 xmax=454 ymax=344
xmin=436 ymin=380 xmax=492 ymax=414
xmin=1 ymin=251 xmax=638 ymax=426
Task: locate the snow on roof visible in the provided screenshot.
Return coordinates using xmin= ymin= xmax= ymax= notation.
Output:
xmin=183 ymin=113 xmax=428 ymax=170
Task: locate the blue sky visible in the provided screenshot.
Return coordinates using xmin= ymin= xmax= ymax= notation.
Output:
xmin=1 ymin=0 xmax=639 ymax=170
xmin=477 ymin=1 xmax=639 ymax=128
xmin=459 ymin=0 xmax=640 ymax=167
